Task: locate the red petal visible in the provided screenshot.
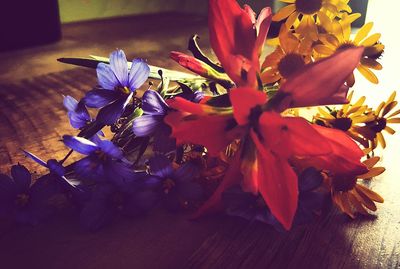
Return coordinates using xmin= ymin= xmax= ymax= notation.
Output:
xmin=251 ymin=130 xmax=298 ymax=230
xmin=277 ymin=47 xmax=364 ymax=110
xmin=164 ymin=111 xmax=237 ymax=156
xmin=229 ymin=87 xmax=267 ymax=125
xmin=208 ymin=0 xmax=257 ymax=85
xmin=298 ymin=125 xmax=368 ymax=176
xmin=254 ymin=7 xmax=272 ymax=57
xmin=170 ymin=51 xmax=208 ymax=76
xmin=192 ymin=153 xmax=243 ymax=218
xmin=257 ymin=112 xmax=332 ymax=158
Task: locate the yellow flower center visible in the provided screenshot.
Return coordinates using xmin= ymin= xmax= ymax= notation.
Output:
xmin=277 ymin=53 xmax=306 ymax=78
xmin=115 ymin=86 xmax=131 ymax=95
xmin=295 ymin=0 xmax=323 ymax=14
xmin=331 ymin=176 xmax=357 ymax=192
xmin=15 ymin=193 xmax=29 ymax=207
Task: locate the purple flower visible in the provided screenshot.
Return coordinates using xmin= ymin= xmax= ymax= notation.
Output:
xmin=0 ymin=164 xmax=58 ymax=224
xmin=63 ymin=95 xmax=91 ymax=129
xmin=222 ymin=167 xmax=327 ymax=229
xmin=62 ymin=135 xmax=134 ymax=186
xmin=294 ymin=167 xmax=327 ymax=225
xmin=148 ymin=155 xmax=203 ymax=211
xmin=222 ymin=186 xmax=283 ymax=230
xmin=84 ymin=50 xmax=150 ymax=125
xmin=63 ymin=95 xmax=104 ymax=139
xmin=23 ymin=150 xmax=80 ymax=190
xmin=132 ymin=90 xmax=175 ymax=152
xmin=80 ymin=173 xmax=159 ymax=231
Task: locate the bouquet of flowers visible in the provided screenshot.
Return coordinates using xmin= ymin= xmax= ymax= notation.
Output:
xmin=1 ymin=0 xmax=396 ymax=231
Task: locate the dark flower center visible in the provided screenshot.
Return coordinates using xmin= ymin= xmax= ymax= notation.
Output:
xmin=295 ymin=0 xmax=323 ymax=14
xmin=366 ymin=118 xmax=387 ymax=133
xmin=331 ymin=176 xmax=357 ymax=192
xmin=15 ymin=193 xmax=29 ymax=207
xmin=337 ymin=42 xmax=356 ymax=52
xmin=331 ymin=117 xmax=353 ymax=131
xmin=277 ymin=53 xmax=306 ymax=78
xmin=95 ymin=150 xmax=108 ymax=161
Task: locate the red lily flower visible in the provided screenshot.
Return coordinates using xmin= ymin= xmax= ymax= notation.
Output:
xmin=208 ymin=0 xmax=272 ymax=87
xmin=164 ymin=48 xmax=366 ymax=229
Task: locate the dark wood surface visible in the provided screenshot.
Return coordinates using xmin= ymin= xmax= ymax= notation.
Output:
xmin=0 ymin=11 xmax=399 ymax=269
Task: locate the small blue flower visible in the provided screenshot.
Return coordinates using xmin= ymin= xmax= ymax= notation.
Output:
xmin=63 ymin=95 xmax=91 ymax=129
xmin=147 ymin=155 xmax=203 ymax=211
xmin=222 ymin=186 xmax=284 ymax=230
xmin=132 ymin=90 xmax=175 ymax=152
xmin=84 ymin=50 xmax=150 ymax=125
xmin=222 ymin=167 xmax=327 ymax=229
xmin=23 ymin=150 xmax=80 ymax=190
xmin=0 ymin=164 xmax=59 ymax=225
xmin=294 ymin=167 xmax=327 ymax=225
xmin=63 ymin=135 xmax=134 ymax=186
xmin=80 ymin=173 xmax=159 ymax=231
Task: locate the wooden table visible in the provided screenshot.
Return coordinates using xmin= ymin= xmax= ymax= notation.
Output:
xmin=0 ymin=9 xmax=399 ymax=269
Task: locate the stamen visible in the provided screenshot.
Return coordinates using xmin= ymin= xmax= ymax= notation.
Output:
xmin=295 ymin=0 xmax=323 ymax=14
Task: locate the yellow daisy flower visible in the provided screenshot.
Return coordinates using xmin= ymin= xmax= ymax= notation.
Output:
xmin=272 ymin=0 xmax=352 ymax=41
xmin=314 ymin=91 xmax=375 ymax=148
xmin=354 ymin=91 xmax=400 ymax=149
xmin=314 ymin=22 xmax=384 ymax=86
xmin=261 ymin=25 xmax=312 ymax=84
xmin=326 ymin=156 xmax=385 ymax=218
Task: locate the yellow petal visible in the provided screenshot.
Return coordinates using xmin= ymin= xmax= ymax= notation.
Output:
xmin=375 ymin=102 xmax=385 ymax=115
xmin=387 ymin=117 xmax=400 ymax=123
xmin=317 ymin=107 xmax=335 ymax=119
xmin=341 ymin=193 xmax=356 ymax=218
xmin=382 ymin=101 xmax=398 ymax=116
xmin=356 ymin=184 xmax=384 ymax=203
xmin=362 ymin=156 xmax=380 ymax=168
xmin=348 ymin=192 xmax=369 ymax=215
xmin=354 ymin=187 xmax=377 ymax=211
xmin=387 ymin=91 xmax=396 ymax=104
xmin=353 ymin=96 xmax=366 ymax=107
xmin=357 ymin=65 xmax=379 ymax=84
xmin=285 ymin=11 xmax=299 ymax=29
xmin=279 ymin=0 xmax=295 ymax=3
xmin=358 ymin=167 xmax=386 ymax=179
xmin=313 ymin=44 xmax=334 ymax=55
xmin=384 ymin=126 xmax=396 ymax=135
xmin=361 ymin=33 xmax=381 ymax=47
xmin=354 ymin=22 xmax=373 ymax=44
xmin=273 ymin=4 xmax=296 ymax=21
xmin=360 ymin=58 xmax=382 ymax=70
xmin=376 ymin=132 xmax=386 ymax=148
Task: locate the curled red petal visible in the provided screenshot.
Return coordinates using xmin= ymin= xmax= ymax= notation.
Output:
xmin=276 ymin=47 xmax=364 ymax=111
xmin=297 ymin=125 xmax=368 ymax=176
xmin=170 ymin=51 xmax=208 ymax=77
